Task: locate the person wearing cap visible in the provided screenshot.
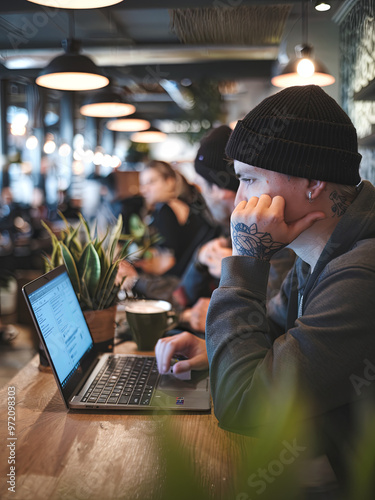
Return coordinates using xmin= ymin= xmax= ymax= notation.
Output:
xmin=155 ymin=85 xmax=375 ymax=483
xmin=170 ymin=125 xmax=239 ymax=330
xmin=193 ymin=124 xmax=240 ymax=233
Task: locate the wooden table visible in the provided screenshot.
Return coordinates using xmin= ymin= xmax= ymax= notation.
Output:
xmin=0 ymin=341 xmax=256 ymax=500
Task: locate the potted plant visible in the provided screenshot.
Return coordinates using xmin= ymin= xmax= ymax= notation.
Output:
xmin=42 ymin=212 xmax=134 ymax=351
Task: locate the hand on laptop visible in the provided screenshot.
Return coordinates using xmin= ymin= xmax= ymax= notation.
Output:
xmin=155 ymin=332 xmax=208 ymax=375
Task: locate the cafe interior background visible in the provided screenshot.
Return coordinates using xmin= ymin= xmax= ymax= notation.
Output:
xmin=0 ymin=0 xmax=375 ymax=384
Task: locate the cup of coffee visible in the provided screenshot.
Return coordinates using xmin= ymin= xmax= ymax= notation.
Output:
xmin=124 ymin=299 xmax=178 ymax=351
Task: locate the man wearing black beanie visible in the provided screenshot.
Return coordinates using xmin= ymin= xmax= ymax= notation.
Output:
xmin=156 ymin=85 xmax=375 ymax=491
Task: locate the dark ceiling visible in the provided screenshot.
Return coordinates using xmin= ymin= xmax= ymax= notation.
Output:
xmin=0 ymin=0 xmax=345 ymax=122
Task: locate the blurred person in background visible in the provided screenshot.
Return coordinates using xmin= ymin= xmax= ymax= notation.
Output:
xmin=118 ymin=126 xmax=237 ymax=312
xmin=137 ymin=160 xmax=217 ymax=278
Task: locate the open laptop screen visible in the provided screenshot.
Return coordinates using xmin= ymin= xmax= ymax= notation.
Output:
xmin=23 ymin=266 xmax=97 ymax=405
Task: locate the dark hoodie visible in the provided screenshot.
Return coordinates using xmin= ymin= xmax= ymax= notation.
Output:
xmin=206 ymin=180 xmax=375 ymax=478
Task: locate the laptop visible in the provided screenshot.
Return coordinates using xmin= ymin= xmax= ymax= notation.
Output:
xmin=22 ymin=265 xmax=211 ymax=412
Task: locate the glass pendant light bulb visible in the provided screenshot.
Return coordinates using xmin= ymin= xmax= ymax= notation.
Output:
xmin=27 ymin=0 xmax=123 ymax=8
xmin=130 ymin=127 xmax=167 ymax=143
xmin=315 ymin=2 xmax=331 ymax=12
xmin=297 ymin=58 xmax=315 ymax=78
xmin=106 ymin=118 xmax=150 ymax=132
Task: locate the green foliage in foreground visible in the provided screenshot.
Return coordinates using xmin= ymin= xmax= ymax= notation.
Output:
xmin=148 ymin=383 xmax=375 ymax=500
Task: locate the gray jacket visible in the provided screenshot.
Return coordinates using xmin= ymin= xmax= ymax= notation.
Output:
xmin=206 ymin=181 xmax=375 ymax=441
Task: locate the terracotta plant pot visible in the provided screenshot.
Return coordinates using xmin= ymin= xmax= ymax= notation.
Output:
xmin=84 ymin=305 xmax=117 ymax=352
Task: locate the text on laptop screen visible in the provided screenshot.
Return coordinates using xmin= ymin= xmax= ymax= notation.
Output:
xmin=28 ymin=271 xmax=93 ymax=386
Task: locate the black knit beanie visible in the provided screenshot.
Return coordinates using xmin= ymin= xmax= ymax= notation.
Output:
xmin=195 ymin=125 xmax=239 ymax=192
xmin=226 ymin=85 xmax=362 ymax=185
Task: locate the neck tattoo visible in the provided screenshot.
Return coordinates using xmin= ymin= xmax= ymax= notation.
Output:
xmin=329 ymin=191 xmax=349 ymax=217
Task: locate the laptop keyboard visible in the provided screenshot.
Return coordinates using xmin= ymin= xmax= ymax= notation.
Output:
xmin=81 ymin=355 xmax=159 ymax=406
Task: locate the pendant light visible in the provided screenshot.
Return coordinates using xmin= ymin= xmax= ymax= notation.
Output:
xmin=107 ymin=116 xmax=151 ymax=132
xmin=80 ymin=88 xmax=135 ymax=118
xmin=36 ymin=39 xmax=109 ymax=91
xmin=130 ymin=127 xmax=167 ymax=143
xmin=27 ymin=0 xmax=123 ymax=8
xmin=271 ymin=0 xmax=335 ymax=88
xmin=315 ymin=1 xmax=331 ymax=12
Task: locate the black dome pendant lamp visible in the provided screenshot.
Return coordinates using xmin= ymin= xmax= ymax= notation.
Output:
xmin=36 ymin=12 xmax=109 ymax=91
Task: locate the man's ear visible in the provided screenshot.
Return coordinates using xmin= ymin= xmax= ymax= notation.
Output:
xmin=307 ymin=180 xmax=327 ymax=201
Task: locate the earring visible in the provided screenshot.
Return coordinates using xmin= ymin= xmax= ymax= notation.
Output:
xmin=308 ymin=191 xmax=313 ymax=203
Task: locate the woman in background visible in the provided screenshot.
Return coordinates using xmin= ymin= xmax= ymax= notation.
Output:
xmin=139 ymin=160 xmax=218 ymax=277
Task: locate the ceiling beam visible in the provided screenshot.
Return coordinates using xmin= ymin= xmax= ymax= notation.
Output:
xmin=1 ymin=59 xmax=274 ymax=83
xmin=0 ymin=0 xmax=303 ymax=14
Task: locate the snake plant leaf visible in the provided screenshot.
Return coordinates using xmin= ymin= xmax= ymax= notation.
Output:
xmin=59 ymin=229 xmax=68 ymax=246
xmin=50 ymin=238 xmax=63 ymax=268
xmin=94 ymin=229 xmax=111 ymax=272
xmin=100 ymin=259 xmax=126 ymax=308
xmin=91 ymin=219 xmax=98 ymax=242
xmin=77 ymin=243 xmax=101 ymax=297
xmin=96 ymin=245 xmax=110 ymax=290
xmin=41 ymin=220 xmax=60 ymax=247
xmin=41 ymin=221 xmax=64 ymax=268
xmin=108 ymin=214 xmax=123 ymax=263
xmin=42 ymin=255 xmax=54 ymax=273
xmin=57 ymin=209 xmax=69 ymax=228
xmin=102 ymin=287 xmax=120 ymax=310
xmin=117 ymin=239 xmax=133 ymax=260
xmin=52 ymin=241 xmax=62 ymax=266
xmin=97 ymin=261 xmax=119 ymax=309
xmin=58 ymin=210 xmax=77 ymax=239
xmin=66 ymin=222 xmax=82 ymax=256
xmin=60 ymin=242 xmax=81 ymax=296
xmin=78 ymin=212 xmax=92 ymax=242
xmin=79 ymin=279 xmax=94 ymax=311
xmin=96 ymin=226 xmax=110 ymax=249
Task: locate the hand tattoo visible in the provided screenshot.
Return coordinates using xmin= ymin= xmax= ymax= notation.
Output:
xmin=231 ymin=222 xmax=286 ymax=260
xmin=329 ymin=191 xmax=349 ymax=217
